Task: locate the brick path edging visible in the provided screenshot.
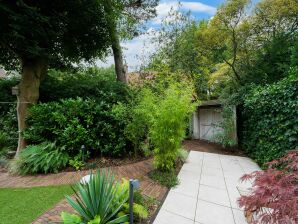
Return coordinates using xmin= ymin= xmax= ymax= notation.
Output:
xmin=0 ymin=159 xmax=168 ymax=224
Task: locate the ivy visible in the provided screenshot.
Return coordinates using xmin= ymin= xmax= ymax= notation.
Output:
xmin=241 ymin=69 xmax=298 ymax=166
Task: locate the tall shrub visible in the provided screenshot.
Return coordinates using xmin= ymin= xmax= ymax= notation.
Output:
xmin=24 ymin=97 xmax=129 ymax=157
xmin=241 ymin=69 xmax=298 ymax=166
xmin=128 ymin=79 xmax=197 ymax=171
xmin=151 ymin=83 xmax=197 ymax=170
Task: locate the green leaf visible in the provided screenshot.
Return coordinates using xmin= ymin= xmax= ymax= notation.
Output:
xmin=61 ymin=212 xmax=82 ymax=224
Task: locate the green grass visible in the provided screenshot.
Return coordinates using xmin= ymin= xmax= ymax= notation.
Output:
xmin=0 ymin=185 xmax=73 ymax=224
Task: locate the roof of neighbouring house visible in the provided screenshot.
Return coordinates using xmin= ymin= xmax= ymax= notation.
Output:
xmin=126 ymin=71 xmax=157 ymax=85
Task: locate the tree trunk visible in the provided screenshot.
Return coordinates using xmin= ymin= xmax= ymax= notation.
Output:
xmin=111 ymin=30 xmax=127 ymax=83
xmin=16 ymin=58 xmax=47 ymax=156
xmin=104 ymin=1 xmax=127 ymax=83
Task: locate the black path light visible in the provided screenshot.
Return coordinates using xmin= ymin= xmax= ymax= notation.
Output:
xmin=129 ymin=179 xmax=140 ymax=224
xmin=81 ymin=145 xmax=85 ymax=162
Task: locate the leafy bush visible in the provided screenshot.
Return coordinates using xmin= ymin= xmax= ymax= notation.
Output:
xmin=0 ymin=132 xmax=11 ymax=163
xmin=12 ymin=142 xmax=69 ymax=174
xmin=122 ymin=89 xmax=156 ymax=156
xmin=0 ymin=105 xmax=18 ymax=150
xmin=239 ymin=151 xmax=298 ymax=224
xmin=24 ymin=97 xmax=129 ymax=157
xmin=0 ymin=132 xmax=9 ymax=152
xmin=127 ymin=78 xmax=197 ymax=170
xmin=39 ymin=67 xmax=129 ymax=104
xmin=63 ymin=170 xmax=129 ymax=224
xmin=241 ymin=71 xmax=298 ymax=166
xmin=69 ymin=152 xmax=85 ymax=171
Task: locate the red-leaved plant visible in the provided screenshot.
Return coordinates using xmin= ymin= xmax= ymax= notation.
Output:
xmin=238 ymin=150 xmax=298 ymax=224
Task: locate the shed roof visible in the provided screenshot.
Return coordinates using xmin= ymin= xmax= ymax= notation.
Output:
xmin=199 ymin=100 xmax=221 ymax=107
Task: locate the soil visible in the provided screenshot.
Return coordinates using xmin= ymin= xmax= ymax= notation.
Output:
xmin=63 ymin=154 xmax=151 ymax=172
xmin=183 ymin=139 xmax=245 ymax=156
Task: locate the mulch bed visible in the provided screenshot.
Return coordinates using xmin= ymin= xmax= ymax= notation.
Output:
xmin=63 ymin=154 xmax=151 ymax=172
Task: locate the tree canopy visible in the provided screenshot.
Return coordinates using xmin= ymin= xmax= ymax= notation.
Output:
xmin=0 ymin=0 xmax=111 ymax=69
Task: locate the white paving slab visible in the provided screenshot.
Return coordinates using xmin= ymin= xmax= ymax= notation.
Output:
xmin=198 ymin=185 xmax=230 ymax=206
xmin=171 ymin=180 xmax=200 ymax=198
xmin=178 ymin=169 xmax=201 ymax=183
xmin=154 ymin=209 xmax=194 ymax=224
xmin=153 ymin=151 xmax=261 ymax=224
xmin=160 ymin=191 xmax=197 ymax=220
xmin=195 ymin=200 xmax=234 ymax=224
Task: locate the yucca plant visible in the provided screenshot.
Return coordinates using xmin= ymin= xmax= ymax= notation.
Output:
xmin=64 ymin=170 xmax=129 ymax=224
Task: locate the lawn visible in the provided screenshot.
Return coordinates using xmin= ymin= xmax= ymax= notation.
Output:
xmin=0 ymin=185 xmax=73 ymax=224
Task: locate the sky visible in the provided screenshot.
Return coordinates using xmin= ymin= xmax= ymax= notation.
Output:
xmin=97 ymin=0 xmax=225 ymax=71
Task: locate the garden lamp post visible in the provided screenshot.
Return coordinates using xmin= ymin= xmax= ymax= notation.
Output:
xmin=81 ymin=145 xmax=85 ymax=162
xmin=129 ymin=179 xmax=140 ymax=224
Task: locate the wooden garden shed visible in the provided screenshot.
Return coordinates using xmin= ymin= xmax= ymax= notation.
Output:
xmin=191 ymin=100 xmax=238 ymax=144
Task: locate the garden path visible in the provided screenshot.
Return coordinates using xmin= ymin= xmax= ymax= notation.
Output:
xmin=0 ymin=140 xmax=245 ymax=223
xmin=0 ymin=159 xmax=168 ymax=224
xmin=153 ymin=150 xmax=260 ymax=224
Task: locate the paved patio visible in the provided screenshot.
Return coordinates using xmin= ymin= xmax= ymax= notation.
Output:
xmin=153 ymin=151 xmax=260 ymax=224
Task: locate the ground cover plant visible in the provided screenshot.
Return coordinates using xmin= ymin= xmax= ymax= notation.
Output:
xmin=0 ymin=185 xmax=73 ymax=224
xmin=239 ymin=151 xmax=298 ymax=224
xmin=11 ymin=142 xmax=69 ymax=174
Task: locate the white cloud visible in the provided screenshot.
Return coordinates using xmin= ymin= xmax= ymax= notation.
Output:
xmin=153 ymin=1 xmax=216 ymax=24
xmin=181 ymin=2 xmax=216 ymax=14
xmin=97 ymin=1 xmax=216 ymax=71
xmin=96 ymin=28 xmax=158 ymax=71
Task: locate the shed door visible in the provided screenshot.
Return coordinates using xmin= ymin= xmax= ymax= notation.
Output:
xmin=199 ymin=108 xmax=223 ymax=141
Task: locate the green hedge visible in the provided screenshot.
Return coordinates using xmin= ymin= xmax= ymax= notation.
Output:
xmin=39 ymin=67 xmax=129 ymax=104
xmin=24 ymin=97 xmax=130 ymax=157
xmin=0 ymin=68 xmax=133 ymax=157
xmin=241 ymin=70 xmax=298 ymax=166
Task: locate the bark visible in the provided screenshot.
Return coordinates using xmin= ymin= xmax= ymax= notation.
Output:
xmin=16 ymin=58 xmax=47 ymax=156
xmin=104 ymin=1 xmax=127 ymax=83
xmin=111 ymin=28 xmax=127 ymax=83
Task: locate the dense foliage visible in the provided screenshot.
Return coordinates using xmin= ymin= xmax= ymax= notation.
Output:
xmin=241 ymin=72 xmax=298 ymax=166
xmin=239 ymin=151 xmax=298 ymax=223
xmin=147 ymin=0 xmax=298 ymax=164
xmin=20 ymin=68 xmax=132 ymax=158
xmin=24 ymin=97 xmax=129 ymax=157
xmin=39 ymin=67 xmax=129 ymax=103
xmin=150 ymin=83 xmax=196 ymax=170
xmin=127 ymin=77 xmax=197 ymax=171
xmin=0 ymin=106 xmax=18 ymax=152
xmin=0 ymin=0 xmax=111 ymax=69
